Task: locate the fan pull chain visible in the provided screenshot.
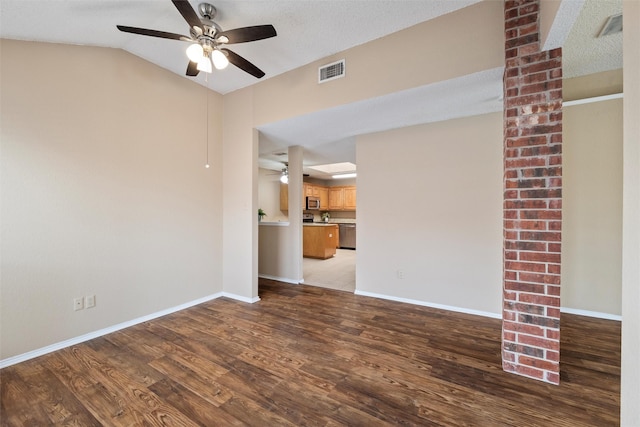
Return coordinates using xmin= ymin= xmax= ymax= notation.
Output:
xmin=205 ymin=73 xmax=210 ymax=169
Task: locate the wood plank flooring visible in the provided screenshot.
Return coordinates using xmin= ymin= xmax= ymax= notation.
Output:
xmin=1 ymin=279 xmax=621 ymax=426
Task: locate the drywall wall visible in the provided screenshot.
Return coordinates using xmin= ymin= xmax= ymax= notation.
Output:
xmin=258 ymin=168 xmax=289 ymax=222
xmin=562 ymin=99 xmax=623 ymax=316
xmin=0 ymin=40 xmax=224 ymax=360
xmin=222 ymin=88 xmax=259 ymax=301
xmin=621 ymin=0 xmax=640 ymax=423
xmin=258 ymin=146 xmax=304 ymax=284
xmin=356 ymin=112 xmax=503 ymax=315
xmin=251 ymin=0 xmax=504 ymax=128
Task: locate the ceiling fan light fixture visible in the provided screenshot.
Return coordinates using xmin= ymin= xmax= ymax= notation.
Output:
xmin=280 ymin=167 xmax=289 ymax=184
xmin=197 ymin=56 xmax=213 ymax=73
xmin=211 ymin=49 xmax=229 ymax=70
xmin=186 ymin=43 xmax=204 ymax=62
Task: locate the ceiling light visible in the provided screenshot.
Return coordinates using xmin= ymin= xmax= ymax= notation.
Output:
xmin=332 ymin=173 xmax=357 ymax=179
xmin=197 ymin=56 xmax=212 ymax=73
xmin=186 ymin=43 xmax=204 ymax=62
xmin=280 ymin=167 xmax=289 ymax=183
xmin=211 ymin=49 xmax=229 ymax=70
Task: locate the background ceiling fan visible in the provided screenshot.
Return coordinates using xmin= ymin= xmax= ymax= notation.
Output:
xmin=117 ymin=0 xmax=276 ymax=78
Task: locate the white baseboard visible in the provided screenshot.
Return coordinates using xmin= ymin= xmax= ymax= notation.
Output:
xmin=354 ymin=290 xmax=502 ymax=319
xmin=561 ymin=307 xmax=622 ymax=321
xmin=221 ymin=292 xmax=261 ymax=304
xmin=1 ymin=291 xmax=231 ymax=369
xmin=259 ymin=274 xmax=302 ymax=285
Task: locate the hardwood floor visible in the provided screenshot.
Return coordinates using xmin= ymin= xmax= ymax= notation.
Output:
xmin=1 ymin=279 xmax=620 ymax=426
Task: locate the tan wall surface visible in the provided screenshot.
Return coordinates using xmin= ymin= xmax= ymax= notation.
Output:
xmin=0 ymin=40 xmax=224 ymax=360
xmin=251 ymin=0 xmax=504 ymax=127
xmin=221 ymin=87 xmax=259 ymax=300
xmin=621 ymin=0 xmax=640 ymax=423
xmin=355 ymin=112 xmax=504 ymax=315
xmin=562 ymin=99 xmax=623 ymax=315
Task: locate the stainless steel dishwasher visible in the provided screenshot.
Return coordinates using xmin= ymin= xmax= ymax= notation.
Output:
xmin=338 ymin=223 xmax=356 ymax=249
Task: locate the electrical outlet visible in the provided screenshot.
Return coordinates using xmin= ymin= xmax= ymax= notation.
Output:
xmin=85 ymin=295 xmax=96 ymax=308
xmin=397 ymin=269 xmax=404 ymax=279
xmin=73 ymin=297 xmax=84 ymax=311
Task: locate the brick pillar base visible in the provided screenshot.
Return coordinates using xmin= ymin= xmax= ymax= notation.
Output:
xmin=502 ymin=0 xmax=563 ymax=384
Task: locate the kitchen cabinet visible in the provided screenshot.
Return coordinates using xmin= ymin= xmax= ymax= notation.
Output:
xmin=280 ymin=183 xmax=288 ymax=211
xmin=343 ymin=186 xmax=357 ymax=210
xmin=328 ymin=186 xmax=356 ymax=211
xmin=318 ymin=186 xmax=329 ymax=211
xmin=328 ymin=187 xmax=344 ymax=210
xmin=281 ymin=183 xmax=355 ymax=211
xmin=303 ymin=224 xmax=337 ymax=259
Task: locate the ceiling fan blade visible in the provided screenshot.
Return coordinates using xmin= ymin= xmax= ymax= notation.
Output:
xmin=171 ymin=0 xmax=203 ymax=32
xmin=222 ymin=48 xmax=265 ymax=79
xmin=218 ymin=25 xmax=277 ymax=44
xmin=186 ymin=61 xmax=199 ymax=77
xmin=117 ymin=25 xmax=192 ymax=41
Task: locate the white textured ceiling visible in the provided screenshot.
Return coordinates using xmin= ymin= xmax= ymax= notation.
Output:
xmin=0 ymin=0 xmax=480 ymax=94
xmin=0 ymin=0 xmax=623 ymax=177
xmin=563 ymin=0 xmax=623 ymax=77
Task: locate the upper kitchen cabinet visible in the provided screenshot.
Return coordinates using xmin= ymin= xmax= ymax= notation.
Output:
xmin=318 ymin=186 xmax=329 ymax=211
xmin=329 ymin=186 xmax=356 ymax=211
xmin=343 ymin=186 xmax=356 ymax=210
xmin=280 ymin=183 xmax=289 ymax=211
xmin=282 ymin=183 xmax=356 ymax=211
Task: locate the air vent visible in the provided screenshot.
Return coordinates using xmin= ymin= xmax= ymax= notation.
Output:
xmin=598 ymin=13 xmax=622 ymax=37
xmin=318 ymin=59 xmax=345 ymax=83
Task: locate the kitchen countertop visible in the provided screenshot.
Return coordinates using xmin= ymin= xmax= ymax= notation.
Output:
xmin=303 ymin=223 xmax=338 ymax=227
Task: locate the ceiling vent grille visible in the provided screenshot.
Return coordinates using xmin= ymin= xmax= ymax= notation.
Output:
xmin=319 ymin=59 xmax=345 ymax=83
xmin=598 ymin=13 xmax=623 ymax=37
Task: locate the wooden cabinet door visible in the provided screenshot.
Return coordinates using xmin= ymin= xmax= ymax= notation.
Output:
xmin=280 ymin=183 xmax=288 ymax=211
xmin=328 ymin=187 xmax=344 ymax=210
xmin=304 ymin=184 xmax=314 ymax=197
xmin=318 ymin=187 xmax=329 ymax=211
xmin=343 ymin=186 xmax=356 ymax=210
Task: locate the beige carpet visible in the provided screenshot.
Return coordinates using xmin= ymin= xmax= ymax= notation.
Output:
xmin=302 ymin=249 xmax=355 ymax=292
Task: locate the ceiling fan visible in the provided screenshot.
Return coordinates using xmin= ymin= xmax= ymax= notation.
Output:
xmin=117 ymin=0 xmax=276 ymax=78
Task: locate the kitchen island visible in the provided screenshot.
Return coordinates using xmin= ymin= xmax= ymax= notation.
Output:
xmin=303 ymin=223 xmax=338 ymax=259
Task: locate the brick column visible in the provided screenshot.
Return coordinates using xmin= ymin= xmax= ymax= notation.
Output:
xmin=502 ymin=0 xmax=563 ymax=384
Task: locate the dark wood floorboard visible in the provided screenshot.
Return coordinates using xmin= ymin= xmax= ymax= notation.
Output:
xmin=1 ymin=279 xmax=621 ymax=426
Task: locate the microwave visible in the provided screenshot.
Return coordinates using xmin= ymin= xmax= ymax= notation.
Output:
xmin=306 ymin=196 xmax=321 ymax=210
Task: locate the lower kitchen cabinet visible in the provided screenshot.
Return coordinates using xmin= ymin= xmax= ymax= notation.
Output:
xmin=303 ymin=225 xmax=337 ymax=259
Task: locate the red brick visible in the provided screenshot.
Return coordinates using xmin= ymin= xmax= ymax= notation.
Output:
xmin=519 ymin=293 xmax=560 ymax=307
xmin=519 ymin=355 xmax=559 ymax=372
xmin=506 ymin=135 xmax=548 ymax=147
xmin=505 ymin=281 xmax=546 ymax=294
xmin=505 ymin=240 xmax=547 ymax=252
xmin=546 ymin=351 xmax=560 ymax=363
xmin=519 ymin=252 xmax=560 ymax=263
xmin=520 ymin=210 xmax=561 ymax=220
xmin=519 ymin=231 xmax=561 ymax=242
xmin=546 ymin=371 xmax=560 ymax=384
xmin=506 ymin=261 xmax=547 ymax=273
xmin=546 ymin=324 xmax=560 ymax=337
xmin=518 ymin=333 xmax=560 ymax=350
xmin=504 ymin=362 xmax=545 ymax=380
xmin=545 ymin=286 xmax=560 ymax=298
xmin=504 ymin=321 xmax=545 ymax=336
xmin=547 ymin=264 xmax=561 ymax=274
xmin=548 ymin=243 xmax=561 ymax=253
xmin=519 ymin=272 xmax=561 ymax=285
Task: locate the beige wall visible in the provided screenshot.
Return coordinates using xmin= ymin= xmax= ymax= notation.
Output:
xmin=221 ymin=88 xmax=259 ymax=300
xmin=251 ymin=0 xmax=504 ymax=128
xmin=258 ymin=168 xmax=288 ymax=222
xmin=622 ymin=0 xmax=640 ymax=423
xmin=356 ymin=113 xmax=504 ymax=315
xmin=0 ymin=40 xmax=224 ymax=359
xmin=562 ymin=99 xmax=623 ymax=315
